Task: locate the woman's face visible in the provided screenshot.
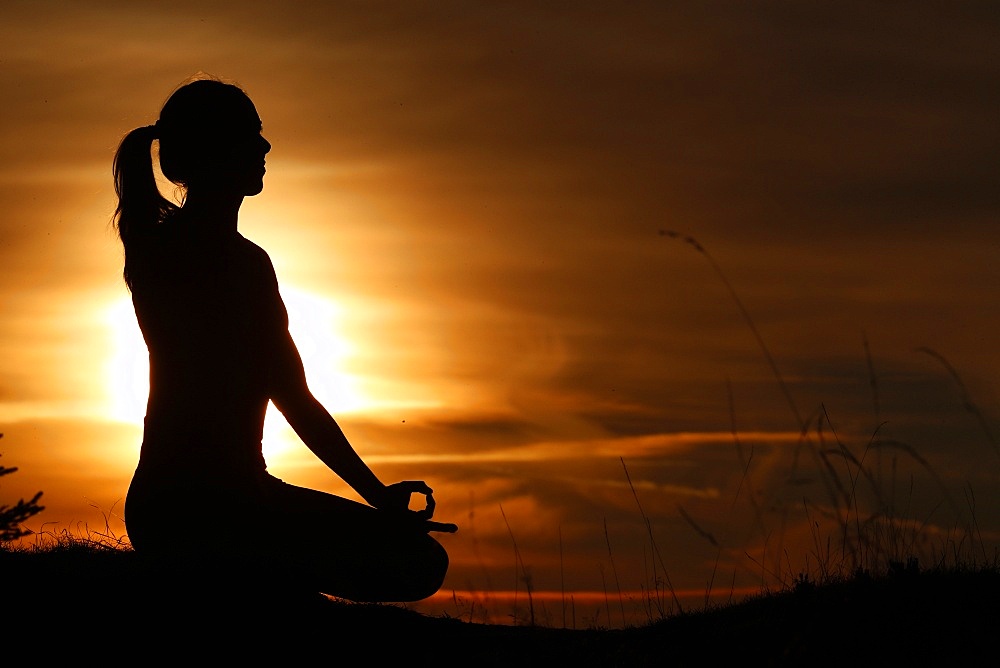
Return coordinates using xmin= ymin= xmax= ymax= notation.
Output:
xmin=191 ymin=96 xmax=271 ymax=197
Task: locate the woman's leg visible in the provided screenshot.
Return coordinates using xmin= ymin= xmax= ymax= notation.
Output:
xmin=260 ymin=475 xmax=450 ymax=602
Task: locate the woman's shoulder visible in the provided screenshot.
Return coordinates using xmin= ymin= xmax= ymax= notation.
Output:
xmin=232 ymin=235 xmax=281 ymax=290
xmin=235 ymin=234 xmax=268 ymax=255
xmin=235 ymin=235 xmax=276 ymax=268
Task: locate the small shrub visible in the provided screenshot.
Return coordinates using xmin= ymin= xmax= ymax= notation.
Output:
xmin=0 ymin=434 xmax=45 ymax=542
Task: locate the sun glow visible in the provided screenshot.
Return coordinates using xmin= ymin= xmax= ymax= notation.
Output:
xmin=104 ymin=297 xmax=148 ymax=426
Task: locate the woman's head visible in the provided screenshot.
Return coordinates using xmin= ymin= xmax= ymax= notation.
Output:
xmin=112 ymin=76 xmax=270 ymax=287
xmin=156 ymin=79 xmax=270 ymax=196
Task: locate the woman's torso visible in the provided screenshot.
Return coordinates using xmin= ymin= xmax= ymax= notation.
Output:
xmin=130 ymin=223 xmax=287 ymax=482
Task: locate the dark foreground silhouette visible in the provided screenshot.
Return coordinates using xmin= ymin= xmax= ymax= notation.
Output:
xmin=4 ymin=544 xmax=999 ymax=666
xmin=111 ymin=75 xmax=455 ymax=604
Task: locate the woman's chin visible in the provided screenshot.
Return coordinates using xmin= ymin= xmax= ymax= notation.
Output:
xmin=244 ymin=179 xmax=265 ymax=197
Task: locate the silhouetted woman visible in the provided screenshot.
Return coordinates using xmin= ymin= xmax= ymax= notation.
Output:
xmin=112 ymin=77 xmax=453 ymax=603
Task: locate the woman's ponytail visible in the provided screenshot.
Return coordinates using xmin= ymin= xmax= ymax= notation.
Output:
xmin=111 ymin=124 xmax=176 ymax=289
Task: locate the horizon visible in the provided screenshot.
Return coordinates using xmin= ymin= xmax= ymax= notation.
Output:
xmin=2 ymin=2 xmax=1000 ymax=628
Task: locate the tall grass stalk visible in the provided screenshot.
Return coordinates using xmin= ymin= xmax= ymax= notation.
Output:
xmin=659 ymin=230 xmax=805 ymax=431
xmin=500 ymin=503 xmax=534 ymax=626
xmin=862 ymin=331 xmax=884 ymax=490
xmin=603 ymin=517 xmax=626 ymax=627
xmin=599 ymin=562 xmax=610 ymax=626
xmin=559 ymin=523 xmax=566 ymax=628
xmin=620 ymin=456 xmax=683 ymax=615
xmin=918 ymin=347 xmax=1000 ymax=460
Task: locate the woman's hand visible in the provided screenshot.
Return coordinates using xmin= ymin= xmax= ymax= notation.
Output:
xmin=377 ymin=480 xmax=459 ymax=533
xmin=379 ymin=480 xmax=436 ymax=519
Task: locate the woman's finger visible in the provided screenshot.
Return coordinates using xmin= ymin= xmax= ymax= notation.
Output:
xmin=414 ymin=493 xmax=436 ymax=519
xmin=399 ymin=480 xmax=433 ymax=495
xmin=424 ymin=520 xmax=458 ymax=534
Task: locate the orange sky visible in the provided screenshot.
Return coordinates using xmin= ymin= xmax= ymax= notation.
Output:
xmin=2 ymin=2 xmax=999 ymax=626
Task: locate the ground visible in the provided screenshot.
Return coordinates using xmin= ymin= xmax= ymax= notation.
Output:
xmin=4 ymin=545 xmax=999 ymax=666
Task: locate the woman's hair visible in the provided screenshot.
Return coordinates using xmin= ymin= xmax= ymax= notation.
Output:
xmin=111 ymin=76 xmax=252 ymax=288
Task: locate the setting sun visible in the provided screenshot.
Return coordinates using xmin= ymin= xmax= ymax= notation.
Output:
xmin=103 ymin=297 xmax=148 ymax=426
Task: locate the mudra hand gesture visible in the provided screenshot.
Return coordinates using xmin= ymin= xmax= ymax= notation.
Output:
xmin=380 ymin=481 xmax=458 ymax=533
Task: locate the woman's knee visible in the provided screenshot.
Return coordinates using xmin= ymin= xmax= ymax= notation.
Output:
xmin=405 ymin=535 xmax=449 ymax=600
xmin=428 ymin=535 xmax=449 ymax=580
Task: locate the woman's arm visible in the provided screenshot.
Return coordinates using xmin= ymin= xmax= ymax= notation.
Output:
xmin=270 ymin=328 xmax=390 ymax=506
xmin=269 ymin=329 xmax=443 ymax=523
xmin=258 ymin=246 xmax=445 ymax=524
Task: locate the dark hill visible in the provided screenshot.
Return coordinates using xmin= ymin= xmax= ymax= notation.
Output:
xmin=3 ymin=544 xmax=998 ymax=666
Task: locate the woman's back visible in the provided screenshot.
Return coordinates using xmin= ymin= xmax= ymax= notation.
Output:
xmin=131 ymin=219 xmax=284 ymax=477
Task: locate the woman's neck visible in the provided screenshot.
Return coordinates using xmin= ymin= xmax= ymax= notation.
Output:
xmin=178 ymin=190 xmax=245 ymax=235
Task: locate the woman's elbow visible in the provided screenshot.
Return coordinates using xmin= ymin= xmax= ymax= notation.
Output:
xmin=270 ymin=384 xmax=318 ymax=417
